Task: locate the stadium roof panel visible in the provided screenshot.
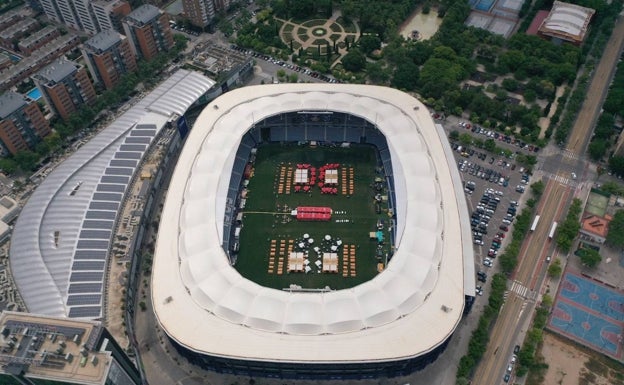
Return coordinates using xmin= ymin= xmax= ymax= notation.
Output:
xmin=152 ymin=84 xmax=472 ymax=363
xmin=538 ymin=0 xmax=595 ymax=44
xmin=10 ymin=70 xmax=215 ymax=318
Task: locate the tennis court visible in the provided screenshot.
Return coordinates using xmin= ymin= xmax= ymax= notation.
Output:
xmin=549 ymin=272 xmax=624 ymax=360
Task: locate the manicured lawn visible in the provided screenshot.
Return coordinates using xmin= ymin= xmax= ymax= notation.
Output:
xmin=235 ymin=143 xmax=392 ymax=290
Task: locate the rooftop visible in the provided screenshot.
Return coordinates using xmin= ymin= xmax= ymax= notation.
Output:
xmin=0 ymin=17 xmax=37 ymax=40
xmin=84 ymin=29 xmax=123 ymax=53
xmin=35 ymin=58 xmax=78 ymax=84
xmin=9 ymin=70 xmax=215 ymax=319
xmin=538 ymin=0 xmax=595 ymax=43
xmin=152 ymin=84 xmax=470 ymax=363
xmin=125 ymin=4 xmax=161 ymax=25
xmin=0 ymin=91 xmax=27 ymax=119
xmin=19 ymin=25 xmax=59 ymax=48
xmin=0 ymin=311 xmax=113 ymax=385
xmin=581 ymin=214 xmax=610 ymax=239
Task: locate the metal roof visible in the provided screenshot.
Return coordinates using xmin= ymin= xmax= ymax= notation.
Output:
xmin=125 ymin=4 xmax=161 ymax=25
xmin=9 ymin=69 xmax=215 ymax=319
xmin=34 ymin=58 xmax=78 ymax=84
xmin=0 ymin=91 xmax=26 ymax=119
xmin=84 ymin=29 xmax=122 ymax=53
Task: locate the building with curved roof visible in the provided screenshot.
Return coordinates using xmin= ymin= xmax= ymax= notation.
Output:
xmin=151 ymin=84 xmax=474 ymax=377
xmin=9 ymin=69 xmax=215 ymax=319
xmin=538 ymin=0 xmax=595 ymax=45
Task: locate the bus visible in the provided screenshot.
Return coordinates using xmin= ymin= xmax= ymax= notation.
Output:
xmin=548 ymin=222 xmax=558 ymax=239
xmin=531 ymin=215 xmax=540 ymax=231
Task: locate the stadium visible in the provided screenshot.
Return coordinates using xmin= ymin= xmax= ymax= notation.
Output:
xmin=152 ymin=84 xmax=475 ymax=378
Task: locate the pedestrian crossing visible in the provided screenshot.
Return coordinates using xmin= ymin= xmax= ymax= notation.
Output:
xmin=562 ymin=149 xmax=580 ymax=161
xmin=510 ymin=280 xmax=529 ymax=298
xmin=547 ymin=173 xmax=578 ymax=187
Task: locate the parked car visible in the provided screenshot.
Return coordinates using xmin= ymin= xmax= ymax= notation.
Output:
xmin=476 ymin=285 xmax=483 ymax=296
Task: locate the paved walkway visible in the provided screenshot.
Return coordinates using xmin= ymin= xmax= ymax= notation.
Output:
xmin=276 ymin=10 xmax=360 ymax=68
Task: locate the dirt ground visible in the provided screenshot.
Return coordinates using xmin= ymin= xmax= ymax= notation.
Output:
xmin=540 ymin=333 xmax=624 ymax=385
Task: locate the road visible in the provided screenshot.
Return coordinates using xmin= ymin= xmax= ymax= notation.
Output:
xmin=567 ymin=16 xmax=624 ymax=154
xmin=472 ymin=14 xmax=624 ymax=385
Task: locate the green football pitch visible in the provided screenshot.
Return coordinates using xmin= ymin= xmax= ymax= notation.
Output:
xmin=235 ymin=143 xmax=393 ymax=290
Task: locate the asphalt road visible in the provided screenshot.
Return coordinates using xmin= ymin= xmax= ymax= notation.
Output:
xmin=567 ymin=15 xmax=624 ymax=155
xmin=471 ymin=14 xmax=624 ymax=385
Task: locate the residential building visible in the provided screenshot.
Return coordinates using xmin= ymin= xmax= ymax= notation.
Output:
xmin=579 ymin=214 xmax=610 ymax=244
xmin=123 ymin=4 xmax=173 ymax=60
xmin=0 ymin=9 xmax=23 ymax=31
xmin=214 ymin=0 xmax=233 ymax=12
xmin=33 ymin=58 xmax=97 ymax=121
xmin=40 ymin=0 xmax=129 ymax=35
xmin=0 ymin=17 xmax=39 ymax=50
xmin=182 ymin=0 xmax=216 ymax=28
xmin=0 ymin=33 xmax=80 ymax=92
xmin=0 ymin=53 xmax=10 ymax=71
xmin=0 ymin=311 xmax=142 ymax=385
xmin=92 ymin=0 xmax=131 ymax=33
xmin=82 ymin=29 xmax=137 ymax=90
xmin=17 ymin=25 xmax=60 ymax=55
xmin=0 ymin=91 xmax=50 ymax=155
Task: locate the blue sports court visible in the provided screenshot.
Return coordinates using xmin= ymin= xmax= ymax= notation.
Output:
xmin=549 ymin=272 xmax=624 ymax=360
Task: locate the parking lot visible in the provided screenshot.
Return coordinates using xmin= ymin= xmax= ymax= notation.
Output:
xmin=448 ymin=142 xmax=532 ymax=296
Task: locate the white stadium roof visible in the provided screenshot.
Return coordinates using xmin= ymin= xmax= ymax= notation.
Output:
xmin=152 ymin=84 xmax=471 ymax=363
xmin=10 ymin=70 xmax=215 ymax=319
xmin=539 ymin=0 xmax=595 ymax=43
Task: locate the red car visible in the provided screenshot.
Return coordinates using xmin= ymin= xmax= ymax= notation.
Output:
xmin=496 ymin=232 xmax=506 ymax=238
xmin=499 ymin=225 xmax=509 ymax=232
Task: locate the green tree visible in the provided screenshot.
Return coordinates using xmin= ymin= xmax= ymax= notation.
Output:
xmin=458 ymin=133 xmax=472 ymax=147
xmin=530 ymin=180 xmax=544 ymax=197
xmin=579 ymin=248 xmax=602 ymax=268
xmin=341 ymin=48 xmax=366 ymax=72
xmin=606 ymin=210 xmax=624 ymax=248
xmin=0 ymin=158 xmax=17 ymax=174
xmin=547 ymin=259 xmax=562 ymax=278
xmin=14 ymin=150 xmax=39 ymax=171
xmin=391 ymin=60 xmax=419 ymax=90
xmin=588 ymin=138 xmax=608 ymax=160
xmin=366 ymin=61 xmax=390 ymax=84
xmin=358 ymin=34 xmax=381 ymax=55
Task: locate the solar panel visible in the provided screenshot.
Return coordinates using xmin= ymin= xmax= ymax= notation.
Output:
xmin=120 ymin=144 xmax=147 ymax=152
xmin=82 ymin=220 xmax=113 ymax=230
xmin=109 ymin=159 xmax=138 ymax=168
xmin=136 ymin=124 xmax=157 ymax=129
xmin=79 ymin=230 xmax=111 ymax=239
xmin=100 ymin=176 xmax=130 ymax=184
xmin=114 ymin=152 xmax=141 ymax=160
xmin=125 ymin=137 xmax=151 ymax=144
xmin=70 ymin=271 xmax=104 ymax=282
xmin=68 ymin=283 xmax=102 ymax=294
xmin=96 ymin=184 xmax=125 ymax=193
xmin=76 ymin=240 xmax=108 ymax=249
xmin=131 ymin=129 xmax=156 ymax=137
xmin=67 ymin=294 xmax=102 ymax=306
xmin=105 ymin=167 xmax=133 ymax=176
xmin=68 ymin=306 xmax=101 ymax=318
xmin=85 ymin=211 xmax=116 ymax=220
xmin=89 ymin=201 xmax=119 ymax=211
xmin=74 ymin=250 xmax=107 ymax=260
xmin=72 ymin=261 xmax=105 ymax=270
xmin=92 ymin=192 xmax=122 ymax=202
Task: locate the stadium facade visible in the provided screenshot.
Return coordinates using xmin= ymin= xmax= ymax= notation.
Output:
xmin=152 ymin=84 xmax=475 ymax=378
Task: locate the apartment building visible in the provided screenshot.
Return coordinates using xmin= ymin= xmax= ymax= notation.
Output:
xmin=33 ymin=58 xmax=97 ymax=121
xmin=122 ymin=4 xmax=173 ymax=60
xmin=82 ymin=29 xmax=137 ymax=89
xmin=0 ymin=91 xmax=50 ymax=155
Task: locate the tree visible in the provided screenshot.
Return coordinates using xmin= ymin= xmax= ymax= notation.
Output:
xmin=358 ymin=34 xmax=381 ymax=55
xmin=530 ymin=180 xmax=544 ymax=197
xmin=547 ymin=259 xmax=562 ymax=278
xmin=458 ymin=133 xmax=472 ymax=147
xmin=606 ymin=210 xmax=624 ymax=248
xmin=579 ymin=248 xmax=602 ymax=268
xmin=609 ymin=155 xmax=624 ymax=177
xmin=341 ymin=48 xmax=366 ymax=72
xmin=0 ymin=158 xmax=17 ymax=174
xmin=449 ymin=130 xmax=460 ymax=141
xmin=391 ymin=60 xmax=419 ymax=90
xmin=366 ymin=61 xmax=390 ymax=84
xmin=484 ymin=138 xmax=496 ymax=152
xmin=588 ymin=138 xmax=608 ymax=160
xmin=14 ymin=150 xmax=39 ymax=171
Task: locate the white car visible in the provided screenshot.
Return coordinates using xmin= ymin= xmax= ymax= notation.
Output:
xmin=571 ymin=172 xmax=577 ymax=180
xmin=474 ymin=239 xmax=484 ymax=246
xmin=483 ymin=258 xmax=493 ymax=267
